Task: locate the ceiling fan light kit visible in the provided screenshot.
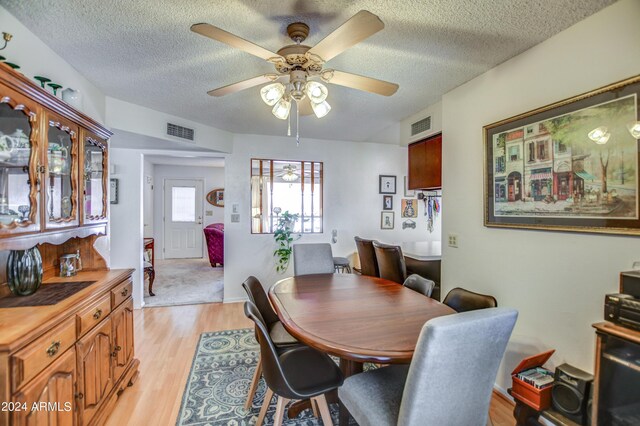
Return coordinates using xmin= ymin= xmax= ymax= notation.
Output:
xmin=191 ymin=10 xmax=399 ymax=145
xmin=272 ymin=97 xmax=292 ymax=120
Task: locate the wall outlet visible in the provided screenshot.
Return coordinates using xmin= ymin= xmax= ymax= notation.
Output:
xmin=231 ymin=214 xmax=240 ymax=223
xmin=448 ymin=233 xmax=458 ymax=248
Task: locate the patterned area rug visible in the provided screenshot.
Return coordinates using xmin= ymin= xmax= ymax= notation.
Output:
xmin=176 ymin=328 xmax=343 ymax=426
xmin=144 ymin=258 xmax=224 ymax=308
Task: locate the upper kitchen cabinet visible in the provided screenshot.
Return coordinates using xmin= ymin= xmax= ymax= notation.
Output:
xmin=0 ymin=62 xmax=112 ymax=248
xmin=408 ymin=133 xmax=442 ymax=190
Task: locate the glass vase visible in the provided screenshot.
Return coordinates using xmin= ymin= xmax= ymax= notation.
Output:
xmin=7 ymin=246 xmax=43 ymax=296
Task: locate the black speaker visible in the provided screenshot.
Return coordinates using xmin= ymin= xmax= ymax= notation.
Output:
xmin=552 ymin=364 xmax=594 ymax=425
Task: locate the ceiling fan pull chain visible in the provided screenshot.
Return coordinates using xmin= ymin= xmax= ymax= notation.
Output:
xmin=296 ymin=104 xmax=300 ymax=146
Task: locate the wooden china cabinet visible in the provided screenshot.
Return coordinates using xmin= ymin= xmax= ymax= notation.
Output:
xmin=0 ymin=62 xmax=138 ymax=426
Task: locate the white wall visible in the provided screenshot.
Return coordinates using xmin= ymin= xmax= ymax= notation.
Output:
xmin=143 ymin=159 xmax=155 ymax=238
xmin=441 ymin=0 xmax=640 ymax=392
xmin=152 ymin=164 xmax=225 ymax=259
xmin=400 ymin=101 xmax=443 ymax=146
xmin=223 ymin=134 xmax=439 ymax=302
xmin=0 ymin=6 xmax=106 ymax=121
xmin=105 ymin=97 xmax=233 ymax=153
xmin=109 ymin=148 xmax=144 ymax=308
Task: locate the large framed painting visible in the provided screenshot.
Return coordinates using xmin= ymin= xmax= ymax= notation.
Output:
xmin=484 ymin=75 xmax=640 ymax=235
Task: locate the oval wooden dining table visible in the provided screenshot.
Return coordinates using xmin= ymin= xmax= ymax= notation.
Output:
xmin=268 ymin=273 xmax=456 ymax=422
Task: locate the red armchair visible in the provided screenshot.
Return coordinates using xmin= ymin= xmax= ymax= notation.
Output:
xmin=204 ymin=223 xmax=224 ymax=267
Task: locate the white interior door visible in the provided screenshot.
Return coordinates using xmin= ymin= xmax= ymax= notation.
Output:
xmin=164 ymin=179 xmax=203 ymax=259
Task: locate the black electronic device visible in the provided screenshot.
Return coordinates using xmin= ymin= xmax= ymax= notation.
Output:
xmin=552 ymin=363 xmax=593 ymax=425
xmin=604 ymin=293 xmax=640 ymax=331
xmin=620 ymin=270 xmax=640 ymax=298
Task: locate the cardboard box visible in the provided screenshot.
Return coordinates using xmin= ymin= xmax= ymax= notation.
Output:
xmin=511 ymin=349 xmax=555 ymax=411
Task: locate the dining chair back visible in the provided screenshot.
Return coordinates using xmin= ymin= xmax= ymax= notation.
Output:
xmin=403 ymin=274 xmax=435 ymax=298
xmin=338 ymin=308 xmax=518 ymax=426
xmin=373 ymin=241 xmax=407 ymax=284
xmin=354 ymin=236 xmax=380 ymax=277
xmin=293 ymin=243 xmax=335 ymax=276
xmin=242 ymin=276 xmax=279 ymax=326
xmin=399 ymin=308 xmax=517 ymax=425
xmin=443 ymin=287 xmax=498 ymax=313
xmin=244 ymin=301 xmax=343 ymax=426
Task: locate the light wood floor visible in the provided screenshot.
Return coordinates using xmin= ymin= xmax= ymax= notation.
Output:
xmin=105 ymin=302 xmax=516 ymax=426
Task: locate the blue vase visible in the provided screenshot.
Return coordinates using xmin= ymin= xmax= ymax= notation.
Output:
xmin=7 ymin=246 xmax=43 ymax=296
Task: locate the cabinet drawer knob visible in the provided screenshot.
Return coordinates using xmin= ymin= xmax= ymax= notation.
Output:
xmin=111 ymin=346 xmax=122 ymax=358
xmin=93 ymin=309 xmax=103 ymax=320
xmin=121 ymin=288 xmax=129 ymax=297
xmin=75 ymin=392 xmax=84 ymax=400
xmin=46 ymin=340 xmax=61 ymax=357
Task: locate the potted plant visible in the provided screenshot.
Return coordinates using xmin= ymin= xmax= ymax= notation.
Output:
xmin=273 ymin=211 xmax=299 ymax=273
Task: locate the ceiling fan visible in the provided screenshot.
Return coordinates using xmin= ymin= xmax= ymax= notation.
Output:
xmin=191 ymin=10 xmax=399 ymax=122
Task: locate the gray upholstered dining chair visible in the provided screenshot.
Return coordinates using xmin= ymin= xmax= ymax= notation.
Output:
xmin=354 ymin=236 xmax=380 ymax=277
xmin=339 ymin=307 xmax=518 ymax=426
xmin=241 ymin=276 xmax=301 ymax=410
xmin=293 ymin=243 xmax=335 ymax=276
xmin=373 ymin=241 xmax=407 ymax=284
xmin=443 ymin=287 xmax=498 ymax=313
xmin=403 ymin=274 xmax=435 ymax=297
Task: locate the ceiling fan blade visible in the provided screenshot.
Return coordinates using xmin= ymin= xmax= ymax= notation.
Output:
xmin=306 ymin=10 xmax=384 ymax=63
xmin=207 ymin=74 xmax=281 ymax=97
xmin=324 ymin=70 xmax=398 ymax=96
xmin=297 ymin=99 xmax=314 ymax=116
xmin=191 ymin=23 xmax=284 ymax=62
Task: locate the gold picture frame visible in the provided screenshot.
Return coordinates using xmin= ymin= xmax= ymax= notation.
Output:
xmin=484 ymin=75 xmax=640 ymax=235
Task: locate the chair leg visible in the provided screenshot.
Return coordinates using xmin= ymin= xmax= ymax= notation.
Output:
xmin=256 ymin=387 xmax=273 ymax=426
xmin=273 ymin=396 xmax=290 ymax=426
xmin=244 ymin=356 xmax=262 ymax=410
xmin=313 ymin=394 xmax=333 ymax=426
xmin=311 ymin=398 xmax=319 ymax=418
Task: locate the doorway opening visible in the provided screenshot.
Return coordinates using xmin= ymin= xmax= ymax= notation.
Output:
xmin=142 ymin=155 xmax=225 ymax=307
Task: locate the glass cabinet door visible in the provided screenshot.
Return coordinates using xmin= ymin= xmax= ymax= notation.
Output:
xmin=44 ymin=114 xmax=78 ymax=228
xmin=81 ymin=131 xmax=107 ymax=223
xmin=0 ymin=89 xmax=39 ymax=234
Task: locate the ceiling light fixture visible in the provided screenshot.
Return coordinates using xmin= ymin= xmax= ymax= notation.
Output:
xmin=260 ymin=82 xmax=285 ymax=106
xmin=272 ymin=97 xmax=291 ymax=120
xmin=281 ymin=165 xmax=299 ymax=182
xmin=311 ymin=100 xmax=331 ymax=118
xmin=588 ymin=126 xmax=610 ymax=145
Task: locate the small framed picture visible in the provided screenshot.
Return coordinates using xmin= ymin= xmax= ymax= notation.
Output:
xmin=401 ymin=199 xmax=418 ymax=218
xmin=381 ymin=211 xmax=394 ymax=229
xmin=383 ymin=195 xmax=393 ymax=210
xmin=379 ymin=175 xmax=397 ymax=194
xmin=404 ymin=176 xmax=415 ymax=197
xmin=110 ymin=179 xmax=118 ymax=204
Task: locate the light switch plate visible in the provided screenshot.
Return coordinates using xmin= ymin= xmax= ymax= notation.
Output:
xmin=448 ymin=234 xmax=458 ymax=248
xmin=232 ymin=203 xmax=239 ymax=214
xmin=231 ymin=214 xmax=240 ymax=223
xmin=205 ymin=210 xmax=213 ymax=216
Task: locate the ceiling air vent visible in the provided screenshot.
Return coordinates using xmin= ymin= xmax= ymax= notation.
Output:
xmin=411 ymin=116 xmax=431 ymax=136
xmin=167 ymin=123 xmax=195 ymax=141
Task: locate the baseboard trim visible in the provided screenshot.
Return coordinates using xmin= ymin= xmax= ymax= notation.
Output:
xmin=223 ymin=296 xmax=248 ymax=304
xmin=493 ymin=385 xmax=514 ymax=406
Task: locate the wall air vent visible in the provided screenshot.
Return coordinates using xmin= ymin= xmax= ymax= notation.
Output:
xmin=167 ymin=123 xmax=195 ymax=141
xmin=411 ymin=116 xmax=431 ymax=136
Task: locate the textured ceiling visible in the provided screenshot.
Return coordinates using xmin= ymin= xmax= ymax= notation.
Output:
xmin=2 ymin=0 xmax=614 ymax=143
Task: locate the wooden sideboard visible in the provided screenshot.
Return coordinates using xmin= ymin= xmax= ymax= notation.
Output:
xmin=0 ymin=269 xmax=138 ymax=426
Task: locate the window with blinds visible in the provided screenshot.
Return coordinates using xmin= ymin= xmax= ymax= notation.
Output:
xmin=250 ymin=158 xmax=323 ymax=234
